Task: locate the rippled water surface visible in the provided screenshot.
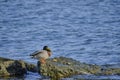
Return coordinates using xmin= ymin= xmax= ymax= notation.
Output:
xmin=0 ymin=0 xmax=120 ymax=79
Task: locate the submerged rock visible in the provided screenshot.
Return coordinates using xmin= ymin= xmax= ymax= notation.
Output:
xmin=0 ymin=57 xmax=36 ymax=77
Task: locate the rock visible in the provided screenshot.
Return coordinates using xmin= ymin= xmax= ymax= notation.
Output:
xmin=25 ymin=62 xmax=37 ymax=72
xmin=38 ymin=57 xmax=120 ymax=80
xmin=1 ymin=56 xmax=120 ymax=79
xmin=38 ymin=57 xmax=101 ymax=79
xmin=0 ymin=57 xmax=37 ymax=77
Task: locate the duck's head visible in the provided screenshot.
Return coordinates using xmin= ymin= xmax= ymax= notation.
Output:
xmin=43 ymin=46 xmax=51 ymax=52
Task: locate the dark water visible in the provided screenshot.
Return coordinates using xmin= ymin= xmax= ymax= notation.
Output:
xmin=0 ymin=0 xmax=120 ymax=79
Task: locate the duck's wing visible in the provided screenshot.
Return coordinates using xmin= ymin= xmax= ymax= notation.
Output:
xmin=30 ymin=50 xmax=42 ymax=56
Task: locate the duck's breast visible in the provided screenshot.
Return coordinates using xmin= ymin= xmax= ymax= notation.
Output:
xmin=37 ymin=50 xmax=49 ymax=59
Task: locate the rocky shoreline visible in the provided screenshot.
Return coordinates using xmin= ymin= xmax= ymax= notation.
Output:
xmin=0 ymin=57 xmax=120 ymax=80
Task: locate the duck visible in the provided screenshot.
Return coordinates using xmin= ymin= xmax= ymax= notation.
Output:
xmin=30 ymin=46 xmax=52 ymax=64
